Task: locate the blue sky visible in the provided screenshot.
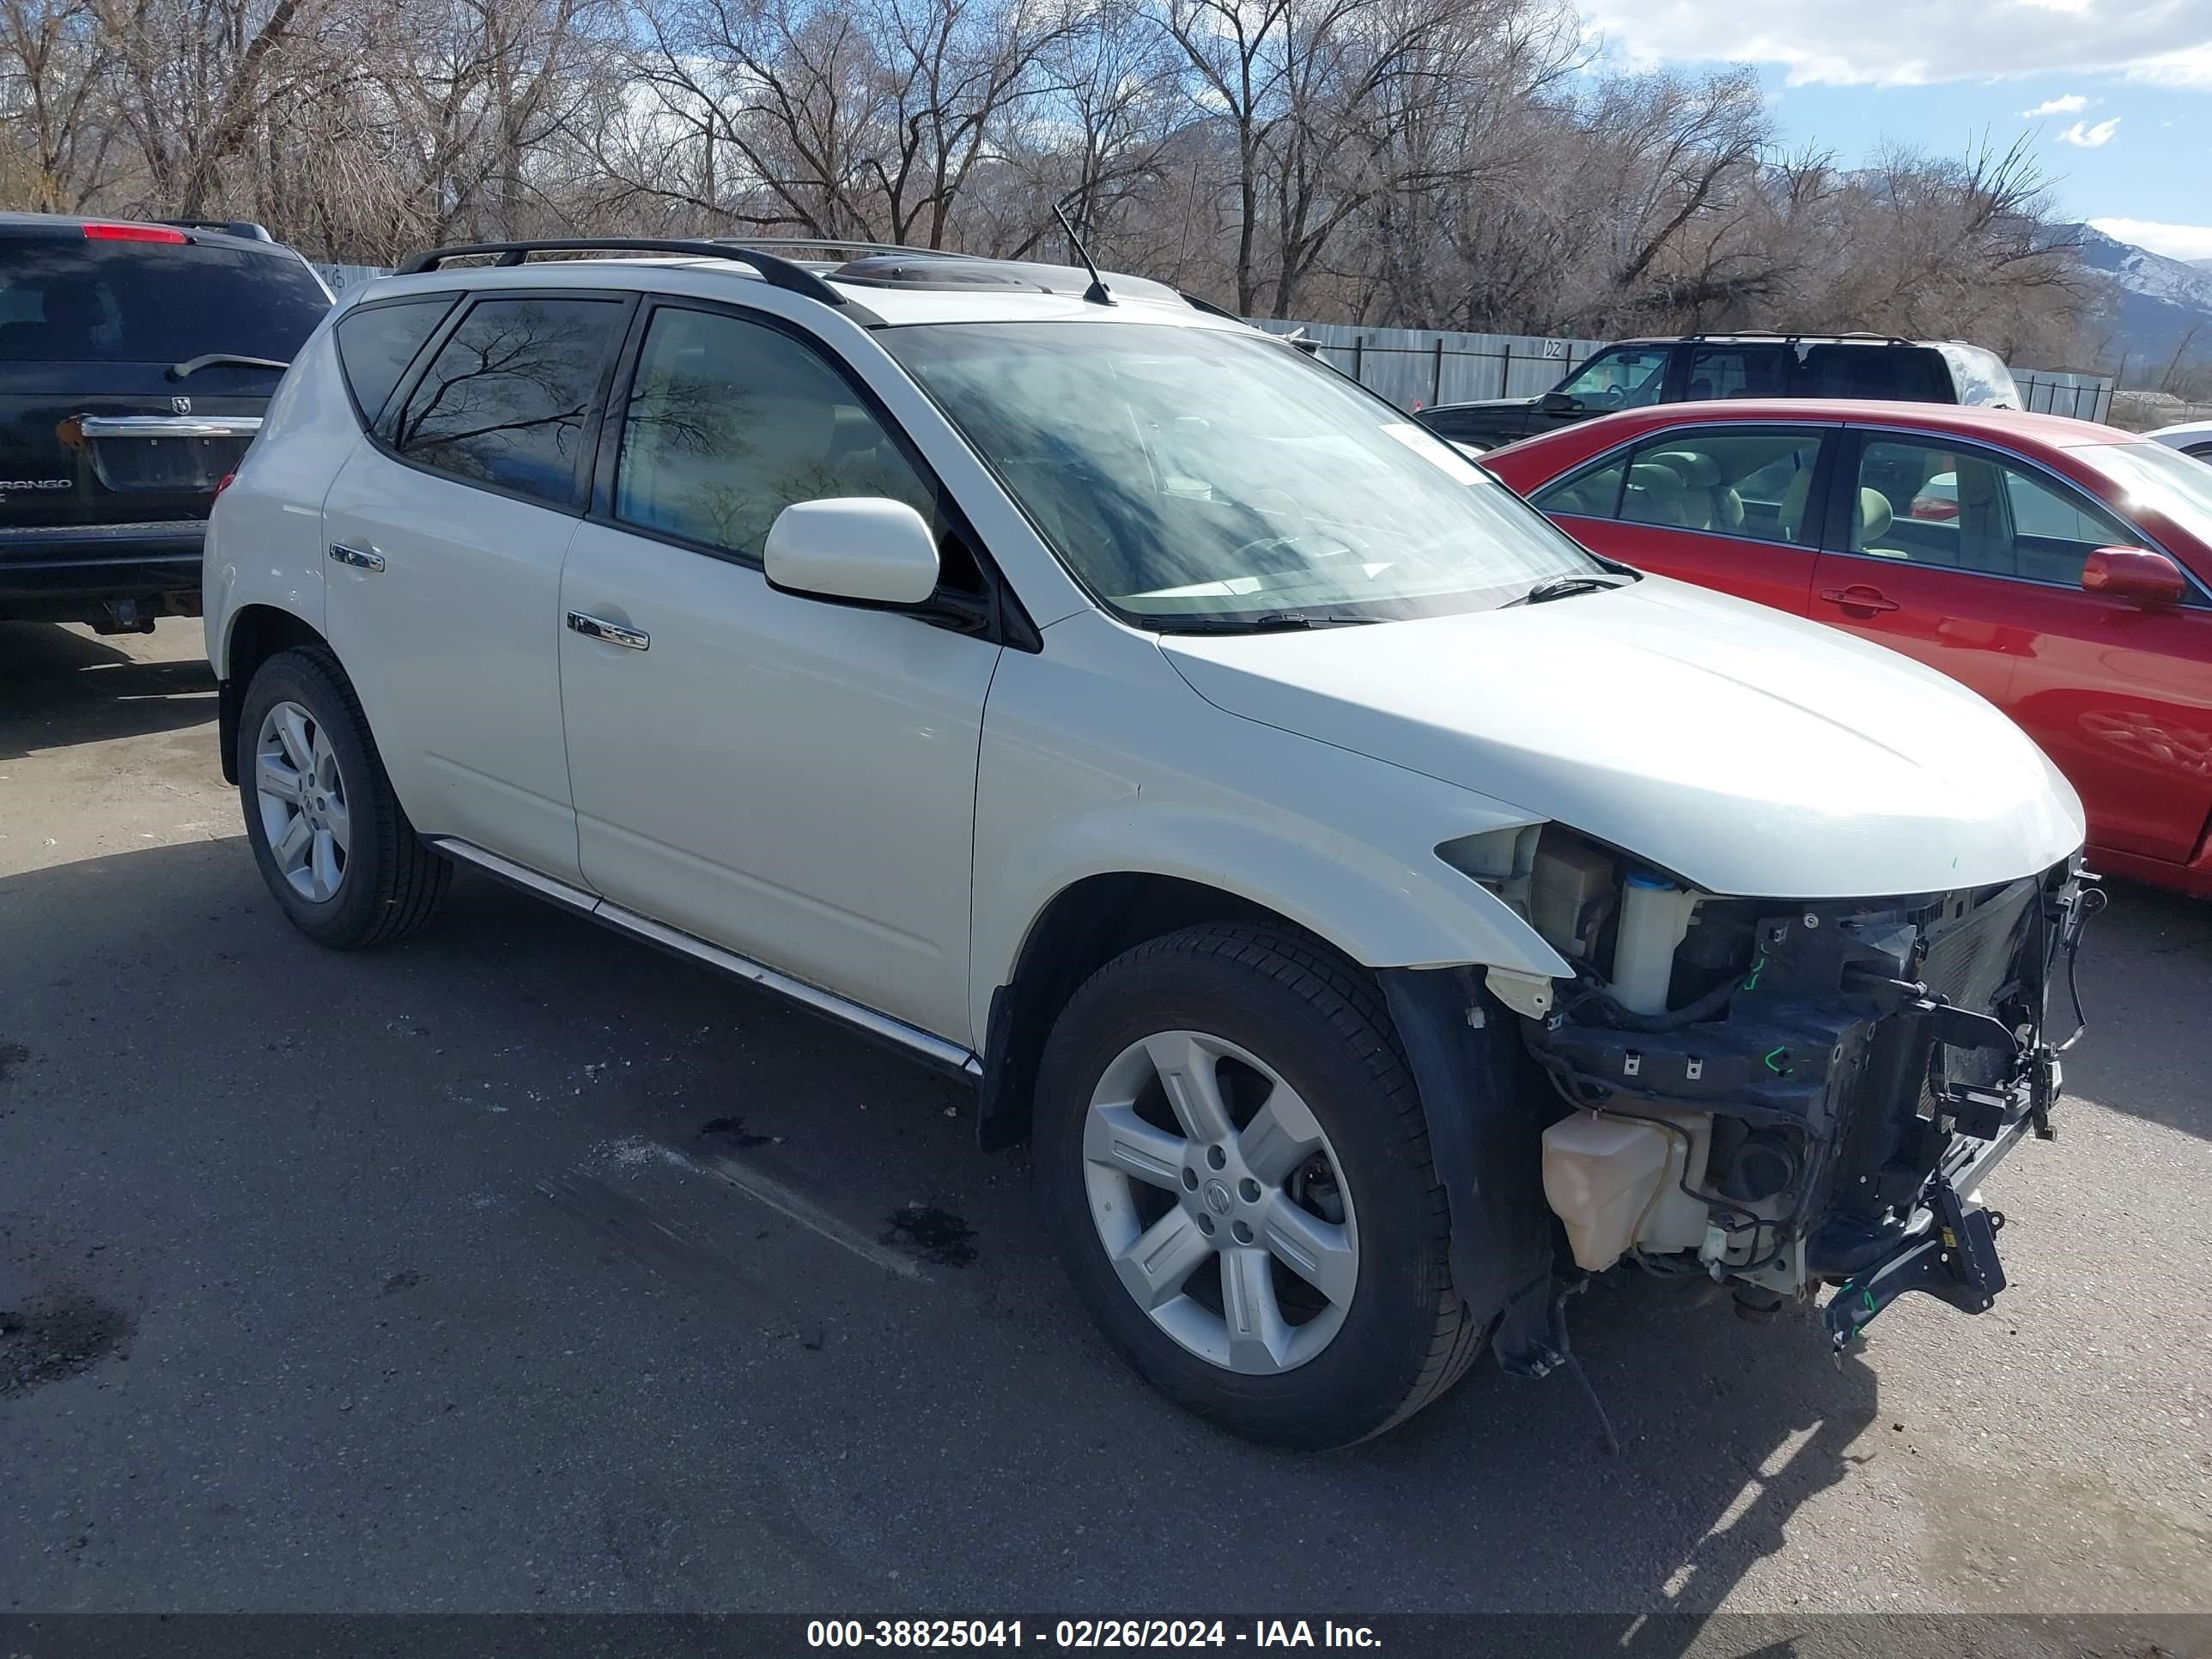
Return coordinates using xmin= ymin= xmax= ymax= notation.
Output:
xmin=1578 ymin=0 xmax=2212 ymax=261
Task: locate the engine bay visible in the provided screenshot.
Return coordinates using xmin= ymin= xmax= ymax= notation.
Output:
xmin=1470 ymin=825 xmax=2098 ymax=1342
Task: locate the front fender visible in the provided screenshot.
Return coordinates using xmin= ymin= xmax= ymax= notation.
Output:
xmin=985 ymin=797 xmax=1566 ymax=998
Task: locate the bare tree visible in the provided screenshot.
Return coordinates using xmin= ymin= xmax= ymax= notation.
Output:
xmin=0 ymin=0 xmax=2112 ymax=373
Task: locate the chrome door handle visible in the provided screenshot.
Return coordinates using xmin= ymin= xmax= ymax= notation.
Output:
xmin=328 ymin=542 xmax=385 ymax=573
xmin=567 ymin=611 xmax=649 ymax=651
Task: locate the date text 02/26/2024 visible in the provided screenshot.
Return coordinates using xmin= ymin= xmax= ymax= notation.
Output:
xmin=805 ymin=1620 xmax=1382 ymax=1649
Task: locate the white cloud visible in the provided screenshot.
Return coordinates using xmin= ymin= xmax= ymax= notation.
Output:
xmin=2020 ymin=93 xmax=2088 ymax=115
xmin=2130 ymin=43 xmax=2212 ymax=87
xmin=1577 ymin=0 xmax=2212 ymax=88
xmin=2089 ymin=218 xmax=2212 ymax=262
xmin=2057 ymin=116 xmax=2123 ymax=146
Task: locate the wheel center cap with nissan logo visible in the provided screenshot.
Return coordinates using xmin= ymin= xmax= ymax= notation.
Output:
xmin=1203 ymin=1179 xmax=1233 ymax=1216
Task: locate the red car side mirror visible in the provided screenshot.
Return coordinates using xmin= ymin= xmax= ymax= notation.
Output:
xmin=2081 ymin=546 xmax=2187 ymax=609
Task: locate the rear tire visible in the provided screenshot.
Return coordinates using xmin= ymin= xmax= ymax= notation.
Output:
xmin=236 ymin=647 xmax=449 ymax=948
xmin=1035 ymin=922 xmax=1478 ymax=1448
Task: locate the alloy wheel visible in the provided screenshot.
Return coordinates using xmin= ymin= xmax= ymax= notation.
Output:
xmin=1082 ymin=1029 xmax=1358 ymax=1374
xmin=254 ymin=699 xmax=349 ymax=902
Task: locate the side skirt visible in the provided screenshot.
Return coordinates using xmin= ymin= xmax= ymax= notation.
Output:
xmin=426 ymin=836 xmax=983 ymax=1081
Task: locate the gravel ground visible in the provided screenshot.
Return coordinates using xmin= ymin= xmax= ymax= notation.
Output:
xmin=1 ymin=618 xmax=2206 ymax=1625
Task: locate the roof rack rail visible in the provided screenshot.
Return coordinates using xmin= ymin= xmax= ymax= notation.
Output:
xmin=1676 ymin=329 xmax=1917 ymax=347
xmin=396 ymin=238 xmax=851 ymax=307
xmin=732 ymin=238 xmax=989 ymax=263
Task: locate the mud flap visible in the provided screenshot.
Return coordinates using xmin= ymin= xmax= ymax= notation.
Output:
xmin=1379 ymin=967 xmax=1558 ymax=1370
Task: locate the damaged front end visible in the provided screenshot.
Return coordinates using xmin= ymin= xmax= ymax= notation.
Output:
xmin=1487 ymin=828 xmax=2100 ymax=1352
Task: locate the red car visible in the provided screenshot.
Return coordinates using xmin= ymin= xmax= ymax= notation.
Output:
xmin=1483 ymin=401 xmax=2212 ymax=896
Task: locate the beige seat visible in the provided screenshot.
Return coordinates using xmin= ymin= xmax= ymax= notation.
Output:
xmin=1646 ymin=449 xmax=1745 ymax=534
xmin=1778 ymin=466 xmax=1815 ymax=542
xmin=1852 ymin=488 xmax=1894 ymax=550
xmin=1622 ymin=461 xmax=1687 ymax=527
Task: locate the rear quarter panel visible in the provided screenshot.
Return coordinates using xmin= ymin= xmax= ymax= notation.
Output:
xmin=204 ymin=319 xmax=358 ymax=672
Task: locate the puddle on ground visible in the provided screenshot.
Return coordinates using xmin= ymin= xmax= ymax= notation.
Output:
xmin=881 ymin=1202 xmax=976 ymax=1267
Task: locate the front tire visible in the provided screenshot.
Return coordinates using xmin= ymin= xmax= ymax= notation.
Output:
xmin=235 ymin=647 xmax=449 ymax=949
xmin=1035 ymin=923 xmax=1478 ymax=1448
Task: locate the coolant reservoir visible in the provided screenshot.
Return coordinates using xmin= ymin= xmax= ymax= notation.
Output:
xmin=1543 ymin=1108 xmax=1715 ymax=1270
xmin=1543 ymin=1112 xmax=1672 ymax=1272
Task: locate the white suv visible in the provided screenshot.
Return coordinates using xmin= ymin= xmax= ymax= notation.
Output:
xmin=206 ymin=238 xmax=2094 ymax=1448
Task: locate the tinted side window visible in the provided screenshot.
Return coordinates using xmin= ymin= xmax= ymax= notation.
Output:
xmin=335 ymin=298 xmax=453 ymax=427
xmin=1684 ymin=347 xmax=1789 ymax=401
xmin=391 ymin=296 xmax=624 ymax=508
xmin=614 ymin=306 xmax=939 ymax=563
xmin=1795 ymin=347 xmax=1946 ymax=402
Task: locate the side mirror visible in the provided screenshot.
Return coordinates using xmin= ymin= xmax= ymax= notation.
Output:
xmin=2081 ymin=546 xmax=2187 ymax=609
xmin=764 ymin=498 xmax=939 ymax=606
xmin=1538 ymin=391 xmax=1577 ymax=415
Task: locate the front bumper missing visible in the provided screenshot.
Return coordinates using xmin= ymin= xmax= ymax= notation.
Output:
xmin=1527 ymin=861 xmax=2094 ymax=1347
xmin=1820 ymin=1042 xmax=2056 ymax=1350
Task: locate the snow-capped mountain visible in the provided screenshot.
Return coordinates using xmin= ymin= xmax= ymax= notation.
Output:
xmin=2064 ymin=223 xmax=2212 ymax=375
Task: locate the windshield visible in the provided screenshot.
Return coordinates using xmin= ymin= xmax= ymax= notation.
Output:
xmin=1554 ymin=345 xmax=1668 ymax=410
xmin=2097 ymin=438 xmax=2212 ymax=537
xmin=880 ymin=321 xmax=1601 ymax=628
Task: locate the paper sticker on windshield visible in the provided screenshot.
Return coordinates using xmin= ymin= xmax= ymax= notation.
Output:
xmin=1381 ymin=422 xmax=1484 ymax=484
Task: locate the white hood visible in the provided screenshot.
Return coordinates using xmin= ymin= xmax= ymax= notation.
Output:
xmin=1159 ymin=576 xmax=2085 ymax=900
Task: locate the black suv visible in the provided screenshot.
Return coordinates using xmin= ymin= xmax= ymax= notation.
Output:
xmin=1418 ymin=331 xmax=2021 ymax=451
xmin=0 ymin=214 xmax=331 ymax=632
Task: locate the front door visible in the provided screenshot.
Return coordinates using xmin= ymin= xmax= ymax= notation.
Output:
xmin=1533 ymin=423 xmax=1833 ymax=617
xmin=556 ymin=301 xmax=1000 ymax=1043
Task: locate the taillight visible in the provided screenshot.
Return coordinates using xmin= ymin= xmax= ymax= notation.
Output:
xmin=213 ymin=471 xmax=237 ymax=498
xmin=83 ymin=222 xmax=190 ymax=243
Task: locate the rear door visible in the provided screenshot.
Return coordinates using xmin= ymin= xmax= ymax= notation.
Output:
xmin=0 ymin=225 xmax=330 ymax=537
xmin=1805 ymin=430 xmax=2022 ymax=707
xmin=1528 ymin=422 xmax=1836 ymax=616
xmin=322 ymin=288 xmax=634 ymax=886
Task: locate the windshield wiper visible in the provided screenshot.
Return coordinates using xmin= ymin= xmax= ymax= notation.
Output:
xmin=1245 ymin=610 xmax=1377 ymax=629
xmin=1157 ymin=610 xmax=1380 ymax=634
xmin=167 ymin=353 xmax=289 ymax=381
xmin=1501 ymin=571 xmax=1637 ymax=608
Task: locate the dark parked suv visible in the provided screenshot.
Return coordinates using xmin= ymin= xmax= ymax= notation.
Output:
xmin=0 ymin=213 xmax=331 ymax=632
xmin=1418 ymin=331 xmax=2020 ymax=451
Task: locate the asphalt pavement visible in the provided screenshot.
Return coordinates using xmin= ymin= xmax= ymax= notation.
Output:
xmin=1 ymin=619 xmax=2207 ymax=1626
